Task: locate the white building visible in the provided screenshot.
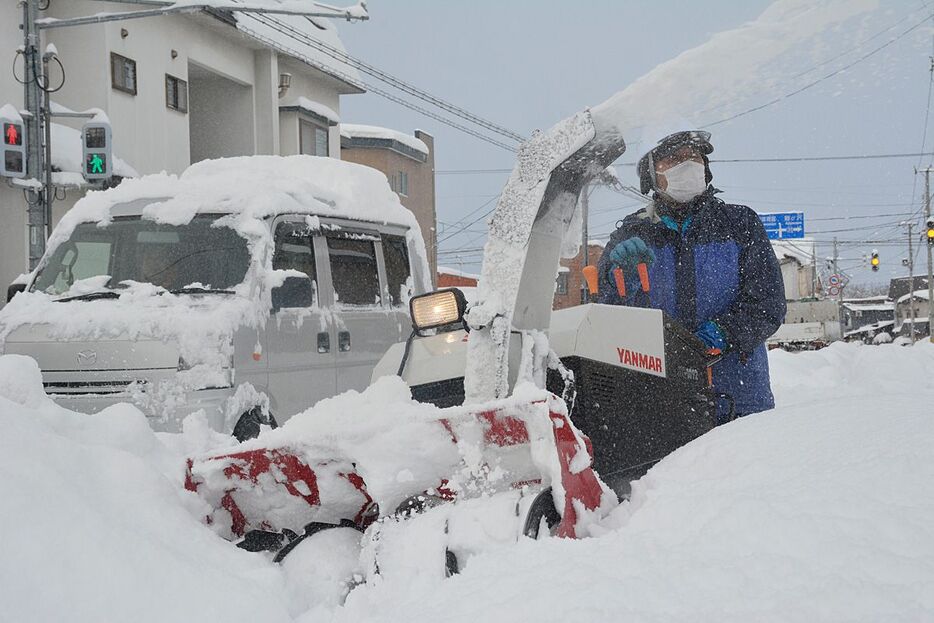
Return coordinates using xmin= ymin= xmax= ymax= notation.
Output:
xmin=895 ymin=290 xmax=931 ymax=338
xmin=1 ymin=1 xmax=365 ymax=304
xmin=772 ymin=238 xmax=817 ymax=300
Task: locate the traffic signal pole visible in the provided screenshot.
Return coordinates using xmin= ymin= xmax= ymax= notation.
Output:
xmin=923 ymin=167 xmax=934 ymax=343
xmin=22 ymin=0 xmax=48 ymax=269
xmin=907 ymin=222 xmax=916 ymax=344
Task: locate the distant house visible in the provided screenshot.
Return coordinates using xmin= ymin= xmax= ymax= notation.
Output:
xmin=895 ymin=290 xmax=931 ymax=338
xmin=771 ymin=239 xmax=816 ymax=300
xmin=841 ymin=298 xmax=895 ymax=334
xmin=553 ymin=242 xmax=607 ymax=310
xmin=437 ymin=266 xmax=478 ymax=289
xmin=341 ymin=125 xmax=437 ymax=283
xmin=889 ymin=276 xmax=930 ymax=302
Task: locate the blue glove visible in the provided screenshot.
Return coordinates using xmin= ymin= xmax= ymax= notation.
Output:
xmin=608 ymin=237 xmax=656 ymax=272
xmin=695 ymin=320 xmax=728 ymax=351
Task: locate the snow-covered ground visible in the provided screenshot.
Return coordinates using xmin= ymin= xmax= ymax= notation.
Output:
xmin=2 ymin=342 xmax=933 ymax=622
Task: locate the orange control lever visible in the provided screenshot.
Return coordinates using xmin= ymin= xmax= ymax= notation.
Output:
xmin=612 ymin=267 xmax=627 ymax=297
xmin=582 ymin=265 xmax=599 ymax=295
xmin=637 ymin=262 xmax=650 ymax=292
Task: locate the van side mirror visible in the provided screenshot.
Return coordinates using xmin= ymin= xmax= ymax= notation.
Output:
xmin=271 ymin=275 xmax=314 ymax=311
xmin=7 ymin=283 xmax=26 ymax=303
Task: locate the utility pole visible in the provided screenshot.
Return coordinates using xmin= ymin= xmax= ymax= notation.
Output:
xmin=580 ymin=181 xmax=590 ymax=304
xmin=922 ymin=166 xmax=934 ymax=343
xmin=21 ymin=0 xmax=47 ymax=269
xmin=906 ymin=222 xmax=916 ymax=344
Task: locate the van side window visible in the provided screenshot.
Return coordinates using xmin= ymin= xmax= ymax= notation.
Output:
xmin=273 ymin=221 xmax=317 ymax=305
xmin=382 ymin=235 xmax=411 ymax=306
xmin=327 ymin=234 xmax=380 ymax=306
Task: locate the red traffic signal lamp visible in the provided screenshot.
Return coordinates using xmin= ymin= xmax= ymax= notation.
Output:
xmin=4 ymin=122 xmax=22 ymax=146
xmin=1 ymin=108 xmax=26 ymax=178
xmin=870 ymin=251 xmax=880 ymax=272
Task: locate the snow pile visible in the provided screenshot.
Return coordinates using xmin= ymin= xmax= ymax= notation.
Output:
xmin=0 ymin=355 xmax=294 ymax=623
xmin=335 ymin=342 xmax=934 ymax=622
xmin=3 ymin=342 xmax=934 ymax=621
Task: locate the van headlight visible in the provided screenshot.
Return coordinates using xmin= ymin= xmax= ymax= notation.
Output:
xmin=409 ymin=289 xmax=468 ymax=336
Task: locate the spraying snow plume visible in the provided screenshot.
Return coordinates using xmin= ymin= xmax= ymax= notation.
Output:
xmin=592 ymin=0 xmax=881 ymax=148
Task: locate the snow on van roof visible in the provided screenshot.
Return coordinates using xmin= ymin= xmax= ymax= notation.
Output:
xmin=48 ymin=155 xmax=419 ymax=252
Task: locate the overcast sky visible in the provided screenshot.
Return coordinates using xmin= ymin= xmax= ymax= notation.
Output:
xmin=336 ymin=1 xmax=933 ymax=287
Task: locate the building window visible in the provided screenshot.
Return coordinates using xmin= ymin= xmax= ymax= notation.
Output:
xmin=165 ymin=74 xmax=188 ymax=113
xmin=398 ymin=171 xmax=409 ymax=196
xmin=300 ymin=119 xmax=329 ymax=157
xmin=111 ymin=53 xmax=137 ymax=95
xmin=555 ymin=272 xmax=569 ymax=295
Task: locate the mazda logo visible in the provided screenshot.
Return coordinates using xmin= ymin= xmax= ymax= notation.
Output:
xmin=76 ymin=350 xmax=98 ymax=366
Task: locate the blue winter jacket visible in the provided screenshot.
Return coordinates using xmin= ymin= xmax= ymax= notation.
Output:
xmin=597 ymin=189 xmax=786 ymax=419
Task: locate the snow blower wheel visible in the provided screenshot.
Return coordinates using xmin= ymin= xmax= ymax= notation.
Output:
xmin=523 ymin=488 xmax=561 ymax=539
xmin=233 ymin=405 xmax=278 ymax=442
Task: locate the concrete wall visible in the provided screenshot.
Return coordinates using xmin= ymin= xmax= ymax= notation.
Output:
xmin=188 ymin=65 xmax=255 ymax=163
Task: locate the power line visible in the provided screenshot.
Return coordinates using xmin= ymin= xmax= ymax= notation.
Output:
xmin=704 ymin=11 xmax=934 ymax=128
xmin=240 ymin=12 xmax=524 ymax=147
xmin=437 ymin=152 xmax=934 ymax=175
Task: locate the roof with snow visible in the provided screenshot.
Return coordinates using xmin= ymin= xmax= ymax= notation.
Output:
xmin=278 ymin=96 xmax=340 ymax=126
xmin=437 ymin=266 xmax=480 ymax=280
xmin=896 ymin=289 xmax=932 ymax=305
xmin=842 ymin=302 xmax=894 ymax=312
xmin=109 ymin=1 xmax=366 ymax=93
xmin=772 ymin=238 xmax=815 ymax=266
xmin=340 ymin=124 xmax=430 ymax=161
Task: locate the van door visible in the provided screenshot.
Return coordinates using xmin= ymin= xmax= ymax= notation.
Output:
xmin=265 ymin=217 xmax=336 ymax=420
xmin=322 ymin=227 xmax=412 ymax=393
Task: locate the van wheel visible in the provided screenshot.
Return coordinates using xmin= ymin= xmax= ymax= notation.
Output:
xmin=233 ymin=405 xmax=278 ymax=442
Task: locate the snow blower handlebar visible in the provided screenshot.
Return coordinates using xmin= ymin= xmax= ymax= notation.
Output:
xmin=581 ymin=263 xmax=651 ymax=298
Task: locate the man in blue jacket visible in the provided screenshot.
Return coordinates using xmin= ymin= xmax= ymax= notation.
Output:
xmin=597 ymin=130 xmax=785 ymax=423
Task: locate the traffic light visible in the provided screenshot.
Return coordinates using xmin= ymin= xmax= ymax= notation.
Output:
xmin=927 ymin=219 xmax=934 ymax=246
xmin=871 ymin=250 xmax=880 ymax=272
xmin=1 ymin=106 xmax=26 ymax=179
xmin=82 ymin=120 xmax=112 ymax=181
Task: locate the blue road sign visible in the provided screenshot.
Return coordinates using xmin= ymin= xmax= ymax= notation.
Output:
xmin=758 ymin=212 xmax=805 ymax=239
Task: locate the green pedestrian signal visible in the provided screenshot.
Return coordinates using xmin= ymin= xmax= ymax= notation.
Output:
xmin=82 ymin=120 xmax=112 ymax=180
xmin=87 ymin=153 xmax=105 ymax=175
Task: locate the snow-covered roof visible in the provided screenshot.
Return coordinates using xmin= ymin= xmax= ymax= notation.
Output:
xmin=438 ymin=266 xmax=480 ymax=280
xmin=844 ymin=319 xmax=895 ymax=337
xmin=47 ymin=155 xmax=419 ymax=254
xmin=340 ymin=124 xmax=430 ymax=158
xmin=587 ymin=239 xmax=606 ymax=248
xmin=278 ymin=96 xmax=339 ymax=125
xmin=771 ymin=238 xmax=815 ymax=266
xmin=842 ymin=302 xmax=894 ymax=312
xmin=896 ymin=289 xmax=932 ymax=305
xmin=230 ymin=6 xmax=364 ymax=92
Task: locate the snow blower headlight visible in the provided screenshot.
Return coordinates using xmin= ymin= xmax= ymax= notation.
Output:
xmin=410 ymin=289 xmax=467 ymax=335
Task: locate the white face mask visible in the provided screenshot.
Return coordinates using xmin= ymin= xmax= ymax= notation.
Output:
xmin=657 ymin=160 xmax=707 ymax=203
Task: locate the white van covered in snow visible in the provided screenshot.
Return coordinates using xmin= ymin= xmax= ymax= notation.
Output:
xmin=0 ymin=156 xmax=430 ymax=438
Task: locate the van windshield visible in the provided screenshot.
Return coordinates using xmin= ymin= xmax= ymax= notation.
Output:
xmin=32 ymin=215 xmax=251 ymax=296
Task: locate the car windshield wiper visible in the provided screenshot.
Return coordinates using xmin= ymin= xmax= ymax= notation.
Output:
xmin=167 ymin=286 xmax=236 ymax=295
xmin=55 ymin=290 xmax=121 ymax=302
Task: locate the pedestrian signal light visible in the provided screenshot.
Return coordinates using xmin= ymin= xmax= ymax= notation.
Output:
xmin=82 ymin=120 xmax=112 ymax=181
xmin=1 ymin=111 xmax=26 ymax=178
xmin=871 ymin=252 xmax=880 ymax=272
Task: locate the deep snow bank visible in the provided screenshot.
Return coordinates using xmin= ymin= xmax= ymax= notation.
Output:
xmin=335 ymin=342 xmax=934 ymax=622
xmin=0 ymin=355 xmax=293 ymax=623
xmin=2 ymin=343 xmax=933 ymax=622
